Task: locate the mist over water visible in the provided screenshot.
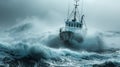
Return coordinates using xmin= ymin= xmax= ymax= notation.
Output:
xmin=0 ymin=21 xmax=120 ymax=67
xmin=0 ymin=0 xmax=119 ymax=66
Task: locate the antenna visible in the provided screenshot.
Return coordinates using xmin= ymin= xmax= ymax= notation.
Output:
xmin=74 ymin=0 xmax=79 ymax=6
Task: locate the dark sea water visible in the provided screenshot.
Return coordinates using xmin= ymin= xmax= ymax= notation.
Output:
xmin=0 ymin=22 xmax=120 ymax=67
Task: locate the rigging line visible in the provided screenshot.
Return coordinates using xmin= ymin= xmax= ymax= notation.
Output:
xmin=68 ymin=0 xmax=76 ymax=20
xmin=67 ymin=0 xmax=70 ymax=20
xmin=80 ymin=0 xmax=84 ymax=15
xmin=82 ymin=0 xmax=87 ymax=30
xmin=83 ymin=17 xmax=88 ymax=30
xmin=76 ymin=8 xmax=81 ymax=22
xmin=75 ymin=5 xmax=81 ymax=22
xmin=68 ymin=8 xmax=75 ymax=20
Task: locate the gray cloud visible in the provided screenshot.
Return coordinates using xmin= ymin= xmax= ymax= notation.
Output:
xmin=0 ymin=0 xmax=120 ymax=31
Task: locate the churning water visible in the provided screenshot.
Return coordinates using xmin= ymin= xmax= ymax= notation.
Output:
xmin=0 ymin=22 xmax=120 ymax=67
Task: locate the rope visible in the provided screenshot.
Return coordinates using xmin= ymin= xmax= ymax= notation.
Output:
xmin=80 ymin=0 xmax=84 ymax=15
xmin=67 ymin=0 xmax=70 ymax=20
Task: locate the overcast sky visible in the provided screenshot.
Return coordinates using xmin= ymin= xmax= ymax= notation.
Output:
xmin=0 ymin=0 xmax=120 ymax=31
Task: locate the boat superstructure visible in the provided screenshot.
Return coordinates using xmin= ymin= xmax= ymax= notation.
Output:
xmin=59 ymin=0 xmax=87 ymax=43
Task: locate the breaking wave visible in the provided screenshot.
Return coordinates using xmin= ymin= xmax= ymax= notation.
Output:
xmin=0 ymin=22 xmax=120 ymax=67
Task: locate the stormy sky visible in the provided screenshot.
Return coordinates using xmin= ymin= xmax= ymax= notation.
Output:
xmin=0 ymin=0 xmax=120 ymax=31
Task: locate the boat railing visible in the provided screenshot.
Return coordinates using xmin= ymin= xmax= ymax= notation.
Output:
xmin=60 ymin=27 xmax=80 ymax=32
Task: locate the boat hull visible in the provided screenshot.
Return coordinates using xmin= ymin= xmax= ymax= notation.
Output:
xmin=59 ymin=31 xmax=84 ymax=43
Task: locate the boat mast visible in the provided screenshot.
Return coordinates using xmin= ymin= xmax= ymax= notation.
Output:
xmin=73 ymin=0 xmax=79 ymax=22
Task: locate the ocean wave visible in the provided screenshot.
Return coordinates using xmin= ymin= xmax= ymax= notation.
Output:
xmin=0 ymin=22 xmax=120 ymax=66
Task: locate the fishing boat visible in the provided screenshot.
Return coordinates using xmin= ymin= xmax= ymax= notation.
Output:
xmin=59 ymin=0 xmax=87 ymax=44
